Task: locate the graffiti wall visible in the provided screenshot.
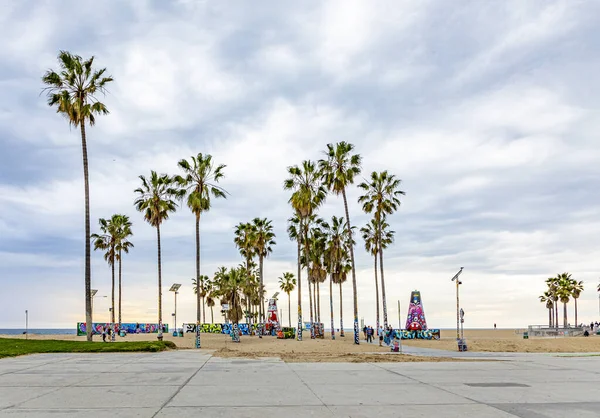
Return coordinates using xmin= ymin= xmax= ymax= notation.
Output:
xmin=76 ymin=322 xmax=167 ymax=336
xmin=396 ymin=329 xmax=440 ymax=340
xmin=184 ymin=323 xmax=259 ymax=335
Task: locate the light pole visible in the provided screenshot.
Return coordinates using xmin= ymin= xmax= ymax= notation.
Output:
xmin=25 ymin=310 xmax=28 ymax=340
xmin=169 ymin=284 xmax=181 ymax=335
xmin=451 ymin=267 xmax=464 ymax=341
xmin=398 ymin=300 xmax=401 ymax=330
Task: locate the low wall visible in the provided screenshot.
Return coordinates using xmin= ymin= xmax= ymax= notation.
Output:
xmin=527 ymin=326 xmax=584 ymax=337
xmin=76 ymin=322 xmax=167 ymax=336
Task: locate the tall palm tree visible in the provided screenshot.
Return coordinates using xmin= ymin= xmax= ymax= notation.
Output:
xmin=570 ymin=279 xmax=584 ymax=326
xmin=287 ymin=213 xmax=304 ymax=339
xmin=206 ymin=293 xmax=216 ymax=324
xmin=252 ymin=218 xmax=276 ymax=322
xmin=43 ymin=51 xmax=113 ymax=341
xmin=539 ymin=291 xmax=554 ymax=328
xmin=113 ymin=215 xmax=133 ymax=327
xmin=319 ymin=142 xmax=362 ymax=344
xmin=279 ymin=272 xmax=296 ymax=327
xmin=90 ymin=216 xmax=118 ymax=340
xmin=284 ymin=161 xmax=327 ymax=340
xmin=134 ymin=171 xmax=182 ymax=340
xmin=556 ymin=273 xmax=573 ymax=328
xmin=358 ymin=170 xmax=405 ymax=329
xmin=175 ymin=153 xmax=227 ymax=327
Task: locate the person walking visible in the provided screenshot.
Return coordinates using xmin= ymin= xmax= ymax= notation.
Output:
xmin=366 ymin=326 xmax=372 ymax=343
xmin=101 ymin=326 xmax=107 ymax=343
xmin=363 ymin=325 xmax=368 ymax=340
xmin=378 ymin=326 xmax=384 ymax=346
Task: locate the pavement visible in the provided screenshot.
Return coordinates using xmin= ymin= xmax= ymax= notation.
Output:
xmin=1 ymin=348 xmax=600 ymax=417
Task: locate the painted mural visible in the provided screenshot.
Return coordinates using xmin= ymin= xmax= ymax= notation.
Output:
xmin=184 ymin=323 xmax=258 ymax=335
xmin=405 ymin=290 xmax=428 ymax=331
xmin=396 ymin=329 xmax=440 ymax=340
xmin=76 ymin=322 xmax=167 ymax=336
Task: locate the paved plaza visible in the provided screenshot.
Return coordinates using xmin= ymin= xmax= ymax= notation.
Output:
xmin=0 ymin=349 xmax=599 ymax=417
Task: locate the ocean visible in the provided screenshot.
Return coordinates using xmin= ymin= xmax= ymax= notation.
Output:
xmin=0 ymin=329 xmax=76 ymax=335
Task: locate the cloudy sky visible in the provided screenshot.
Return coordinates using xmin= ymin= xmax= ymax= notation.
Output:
xmin=1 ymin=0 xmax=599 ymax=330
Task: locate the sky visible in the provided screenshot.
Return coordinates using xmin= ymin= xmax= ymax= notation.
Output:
xmin=1 ymin=0 xmax=600 ymax=330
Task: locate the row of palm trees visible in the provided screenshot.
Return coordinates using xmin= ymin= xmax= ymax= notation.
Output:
xmin=539 ymin=273 xmax=584 ymax=328
xmin=284 ymin=143 xmax=404 ymax=344
xmin=42 ymin=51 xmax=404 ymax=343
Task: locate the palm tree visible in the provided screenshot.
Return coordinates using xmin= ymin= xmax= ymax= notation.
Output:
xmin=252 ymin=218 xmax=276 ymax=322
xmin=90 ymin=216 xmax=118 ymax=340
xmin=134 ymin=171 xmax=182 ymax=340
xmin=361 ymin=219 xmax=380 ymax=333
xmin=175 ymin=153 xmax=227 ymax=327
xmin=319 ymin=142 xmax=362 ymax=344
xmin=358 ymin=170 xmax=405 ymax=329
xmin=206 ymin=293 xmax=216 ymax=324
xmin=279 ymin=272 xmax=296 ymax=327
xmin=113 ymin=215 xmax=133 ymax=327
xmin=546 ymin=277 xmax=559 ymax=328
xmin=214 ymin=267 xmax=245 ymax=325
xmin=570 ymin=279 xmax=584 ymax=326
xmin=539 ymin=291 xmax=554 ymax=327
xmin=308 ymin=223 xmax=327 ymax=327
xmin=43 ymin=51 xmax=113 ymax=341
xmin=284 ymin=161 xmax=327 ymax=340
xmin=556 ymin=273 xmax=573 ymax=327
xmin=192 ymin=275 xmax=210 ymax=323
xmin=287 ymin=213 xmax=304 ymax=339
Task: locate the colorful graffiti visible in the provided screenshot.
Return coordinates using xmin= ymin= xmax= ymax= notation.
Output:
xmin=231 ymin=323 xmax=240 ymax=342
xmin=278 ymin=327 xmax=296 ymax=339
xmin=396 ymin=329 xmax=440 ymax=340
xmin=184 ymin=323 xmax=262 ymax=335
xmin=405 ymin=290 xmax=428 ymax=331
xmin=76 ymin=322 xmax=167 ymax=336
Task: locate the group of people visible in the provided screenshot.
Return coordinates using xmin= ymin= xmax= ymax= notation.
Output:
xmin=362 ymin=325 xmax=397 ymax=347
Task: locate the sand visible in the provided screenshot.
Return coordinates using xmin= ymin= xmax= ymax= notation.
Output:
xmin=401 ymin=329 xmax=600 ymax=353
xmin=4 ymin=328 xmax=600 ymax=361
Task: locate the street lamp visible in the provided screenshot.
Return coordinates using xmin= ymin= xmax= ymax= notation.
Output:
xmin=169 ymin=284 xmax=181 ymax=335
xmin=451 ymin=267 xmax=464 ymax=342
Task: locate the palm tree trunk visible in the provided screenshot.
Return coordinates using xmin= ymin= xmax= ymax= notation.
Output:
xmin=260 ymin=255 xmax=265 ymax=322
xmin=118 ymin=248 xmax=122 ymax=327
xmin=342 ymin=189 xmax=359 ymax=345
xmin=210 ymin=306 xmax=214 ymax=323
xmin=297 ymin=221 xmax=303 ymax=341
xmin=317 ymin=281 xmax=321 ymax=324
xmin=329 ymin=273 xmax=335 ymax=340
xmin=202 ymin=296 xmax=206 ymax=324
xmin=377 ymin=214 xmax=389 ymax=329
xmin=563 ymin=303 xmax=567 ymax=328
xmin=111 ymin=248 xmax=116 ymax=342
xmin=80 ymin=122 xmax=92 ymax=342
xmin=196 ymin=214 xmax=201 ymax=323
xmin=551 ymin=306 xmax=554 ymax=328
xmin=555 ymin=302 xmax=559 ymax=329
xmin=574 ymin=298 xmax=578 ymax=326
xmin=156 ymin=224 xmax=163 ymax=340
xmin=339 ymin=282 xmax=345 ymax=337
xmin=308 ymin=276 xmax=315 ymax=339
xmin=304 ymin=230 xmax=315 ymax=339
xmin=374 ymin=252 xmax=380 ymax=334
xmin=288 ymin=292 xmax=291 ymax=328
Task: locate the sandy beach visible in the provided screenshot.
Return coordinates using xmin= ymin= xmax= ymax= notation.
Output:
xmin=4 ymin=328 xmax=600 ymax=360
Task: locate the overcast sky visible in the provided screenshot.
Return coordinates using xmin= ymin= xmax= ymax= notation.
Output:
xmin=1 ymin=0 xmax=599 ymax=330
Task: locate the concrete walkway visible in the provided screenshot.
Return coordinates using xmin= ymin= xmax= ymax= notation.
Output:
xmin=1 ymin=350 xmax=600 ymax=417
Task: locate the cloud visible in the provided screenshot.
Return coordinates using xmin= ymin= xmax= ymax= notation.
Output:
xmin=1 ymin=1 xmax=600 ymax=331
